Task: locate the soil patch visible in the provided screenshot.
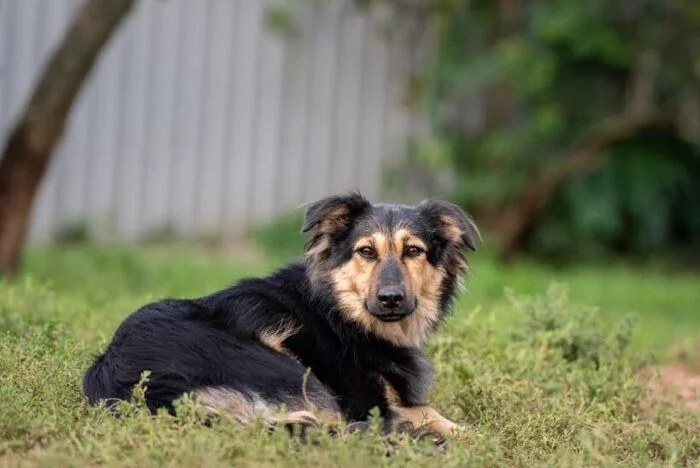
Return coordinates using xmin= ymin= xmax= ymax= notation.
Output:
xmin=639 ymin=362 xmax=700 ymax=414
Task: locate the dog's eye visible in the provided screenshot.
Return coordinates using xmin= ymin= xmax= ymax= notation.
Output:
xmin=356 ymin=247 xmax=377 ymax=260
xmin=404 ymin=246 xmax=424 ymax=258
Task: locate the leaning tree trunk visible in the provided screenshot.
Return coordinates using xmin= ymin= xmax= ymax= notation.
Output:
xmin=496 ymin=52 xmax=667 ymax=261
xmin=0 ymin=0 xmax=135 ymax=277
xmin=497 ymin=109 xmax=667 ymax=261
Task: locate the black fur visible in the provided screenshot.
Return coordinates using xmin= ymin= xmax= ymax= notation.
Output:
xmin=83 ymin=192 xmax=479 ymax=434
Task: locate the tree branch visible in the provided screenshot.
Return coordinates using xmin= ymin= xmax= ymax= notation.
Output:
xmin=497 ymin=108 xmax=670 ymax=260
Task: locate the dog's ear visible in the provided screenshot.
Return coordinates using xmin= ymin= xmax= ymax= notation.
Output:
xmin=301 ymin=192 xmax=372 ymax=236
xmin=416 ymin=199 xmax=480 ymax=251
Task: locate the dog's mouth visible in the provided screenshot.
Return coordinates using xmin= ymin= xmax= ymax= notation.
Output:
xmin=375 ymin=313 xmax=406 ymax=323
xmin=364 ymin=299 xmax=415 ymax=323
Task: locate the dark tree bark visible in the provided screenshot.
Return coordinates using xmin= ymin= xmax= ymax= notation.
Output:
xmin=0 ymin=0 xmax=135 ymax=277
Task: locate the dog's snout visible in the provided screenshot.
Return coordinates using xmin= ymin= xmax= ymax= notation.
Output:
xmin=377 ymin=286 xmax=404 ymax=309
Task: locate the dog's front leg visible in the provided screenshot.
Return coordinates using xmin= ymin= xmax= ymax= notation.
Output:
xmin=389 ymin=404 xmax=460 ymax=438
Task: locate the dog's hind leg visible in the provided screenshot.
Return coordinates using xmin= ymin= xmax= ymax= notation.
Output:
xmin=192 ymin=376 xmax=342 ymax=441
xmin=191 ymin=384 xmax=340 ymax=431
xmin=182 ymin=337 xmax=343 ymax=434
xmin=84 ymin=309 xmax=342 ymax=432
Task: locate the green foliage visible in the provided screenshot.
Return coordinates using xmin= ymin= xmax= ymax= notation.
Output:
xmin=1 ymin=245 xmax=700 ymax=465
xmin=55 ymin=218 xmax=93 ymax=245
xmin=532 ymin=133 xmax=700 ymax=261
xmin=400 ymin=0 xmax=700 ymax=261
xmin=252 ymin=212 xmax=306 ymax=261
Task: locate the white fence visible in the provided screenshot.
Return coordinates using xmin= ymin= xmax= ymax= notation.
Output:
xmin=0 ymin=0 xmax=420 ymax=242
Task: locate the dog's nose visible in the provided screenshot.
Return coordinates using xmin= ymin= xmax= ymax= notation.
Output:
xmin=377 ymin=286 xmax=404 ymax=309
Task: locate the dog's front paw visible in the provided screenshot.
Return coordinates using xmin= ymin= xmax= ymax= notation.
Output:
xmin=408 ymin=424 xmax=448 ymax=449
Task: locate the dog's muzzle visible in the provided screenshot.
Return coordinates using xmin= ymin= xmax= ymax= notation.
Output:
xmin=368 ymin=285 xmax=415 ymax=322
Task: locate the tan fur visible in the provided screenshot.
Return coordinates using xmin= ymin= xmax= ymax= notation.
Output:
xmin=381 ymin=377 xmax=458 ymax=438
xmin=306 ymin=236 xmax=330 ymax=259
xmin=439 ymin=214 xmax=465 ymax=244
xmin=331 ymin=254 xmax=376 ymax=334
xmin=305 ymin=236 xmax=331 ymax=286
xmin=279 ymin=410 xmax=320 ymax=427
xmin=393 ymin=228 xmax=428 ymax=252
xmin=193 ymin=387 xmax=274 ymax=424
xmin=258 ymin=321 xmax=300 ymax=357
xmin=193 ymin=386 xmax=342 ymax=428
xmin=379 ymin=376 xmax=401 ymax=406
xmin=390 ymin=404 xmax=460 ymax=438
xmin=437 ymin=213 xmax=476 ymax=278
xmin=370 ymin=232 xmax=391 ymax=257
xmin=318 ymin=206 xmax=351 ymax=234
xmin=329 ymin=228 xmax=447 ymax=348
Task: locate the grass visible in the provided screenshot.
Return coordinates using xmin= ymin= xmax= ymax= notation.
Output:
xmin=1 ymin=240 xmax=699 ymax=467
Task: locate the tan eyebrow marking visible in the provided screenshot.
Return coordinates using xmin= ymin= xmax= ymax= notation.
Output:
xmin=392 ymin=228 xmax=427 ymax=256
xmin=353 ymin=232 xmax=390 ymax=258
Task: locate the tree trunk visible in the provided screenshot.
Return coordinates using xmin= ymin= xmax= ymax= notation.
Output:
xmin=497 ymin=109 xmax=668 ymax=261
xmin=0 ymin=0 xmax=135 ymax=277
xmin=496 ymin=50 xmax=666 ymax=261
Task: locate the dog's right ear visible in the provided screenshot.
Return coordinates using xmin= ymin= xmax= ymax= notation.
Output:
xmin=301 ymin=192 xmax=371 ymax=236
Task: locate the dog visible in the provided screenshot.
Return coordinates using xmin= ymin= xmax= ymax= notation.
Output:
xmin=82 ymin=192 xmax=480 ymax=441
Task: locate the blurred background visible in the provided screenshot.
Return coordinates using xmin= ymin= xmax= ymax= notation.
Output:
xmin=1 ymin=0 xmax=699 ymax=268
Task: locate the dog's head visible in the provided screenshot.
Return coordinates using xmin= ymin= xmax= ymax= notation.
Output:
xmin=301 ymin=192 xmax=480 ymax=348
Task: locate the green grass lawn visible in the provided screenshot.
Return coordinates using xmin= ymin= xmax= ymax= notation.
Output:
xmin=1 ymin=243 xmax=699 ymax=467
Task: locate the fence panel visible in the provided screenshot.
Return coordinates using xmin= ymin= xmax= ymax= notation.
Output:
xmin=0 ymin=0 xmax=416 ymax=242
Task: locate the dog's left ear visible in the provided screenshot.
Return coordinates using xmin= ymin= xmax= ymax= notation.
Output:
xmin=417 ymin=199 xmax=481 ymax=251
xmin=301 ymin=192 xmax=372 ymax=236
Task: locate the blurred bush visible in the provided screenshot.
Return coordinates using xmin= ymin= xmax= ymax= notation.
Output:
xmin=532 ymin=133 xmax=700 ymax=261
xmin=252 ymin=212 xmax=306 ymax=261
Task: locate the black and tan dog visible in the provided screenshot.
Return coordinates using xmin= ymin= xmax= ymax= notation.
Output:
xmin=83 ymin=192 xmax=479 ymax=440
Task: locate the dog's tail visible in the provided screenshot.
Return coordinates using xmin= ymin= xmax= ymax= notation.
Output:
xmin=82 ymin=353 xmax=125 ymax=411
